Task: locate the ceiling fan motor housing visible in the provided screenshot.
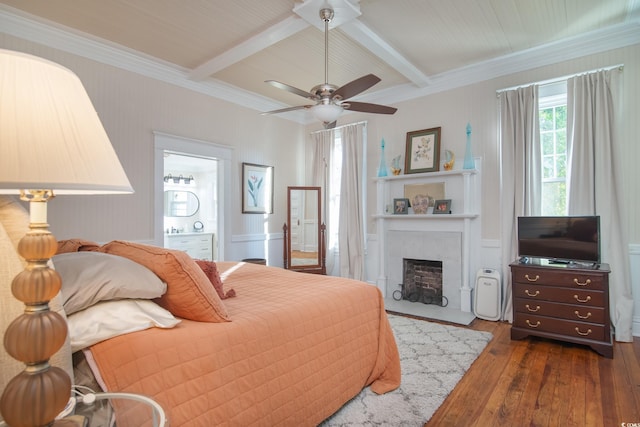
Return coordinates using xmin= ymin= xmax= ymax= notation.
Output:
xmin=311 ymin=83 xmax=339 ymax=101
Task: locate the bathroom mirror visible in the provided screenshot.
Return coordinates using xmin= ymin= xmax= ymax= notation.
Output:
xmin=283 ymin=186 xmax=325 ymax=274
xmin=164 ymin=190 xmax=200 ymax=217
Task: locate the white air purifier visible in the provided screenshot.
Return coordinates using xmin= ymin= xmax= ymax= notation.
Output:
xmin=473 ymin=268 xmax=502 ymax=321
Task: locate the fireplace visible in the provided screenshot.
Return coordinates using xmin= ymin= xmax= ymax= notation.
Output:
xmin=387 ymin=230 xmax=463 ymax=310
xmin=399 ymin=258 xmax=446 ymax=305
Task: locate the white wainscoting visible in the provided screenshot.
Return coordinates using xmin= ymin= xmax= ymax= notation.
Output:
xmin=229 ymin=232 xmax=283 ymax=267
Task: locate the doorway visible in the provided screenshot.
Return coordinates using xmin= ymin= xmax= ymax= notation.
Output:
xmin=154 ymin=132 xmax=233 ymax=260
xmin=163 ymin=153 xmax=218 ymax=258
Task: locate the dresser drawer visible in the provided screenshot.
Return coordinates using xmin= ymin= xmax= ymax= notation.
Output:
xmin=511 ymin=266 xmax=604 ymax=290
xmin=513 ymin=283 xmax=604 ymax=306
xmin=513 ymin=297 xmax=606 ymax=324
xmin=167 ymin=236 xmax=210 ymax=249
xmin=513 ymin=313 xmax=605 ymax=341
xmin=165 ymin=233 xmax=213 ymax=261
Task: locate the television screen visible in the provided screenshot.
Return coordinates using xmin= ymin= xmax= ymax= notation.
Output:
xmin=517 ymin=216 xmax=600 ymax=264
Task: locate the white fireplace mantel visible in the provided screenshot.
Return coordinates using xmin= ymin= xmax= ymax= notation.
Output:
xmin=373 ymin=160 xmax=482 ymax=313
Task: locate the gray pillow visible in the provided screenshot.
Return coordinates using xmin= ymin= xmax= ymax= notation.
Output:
xmin=52 ymin=252 xmax=167 ymax=315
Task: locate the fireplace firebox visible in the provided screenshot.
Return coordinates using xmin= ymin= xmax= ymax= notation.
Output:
xmin=393 ymin=258 xmax=447 ymax=306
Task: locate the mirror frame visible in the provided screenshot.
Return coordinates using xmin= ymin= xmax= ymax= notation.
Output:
xmin=164 ymin=190 xmax=200 ymax=217
xmin=283 ymin=186 xmax=325 ymax=275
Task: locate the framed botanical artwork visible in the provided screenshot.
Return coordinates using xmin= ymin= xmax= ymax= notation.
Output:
xmin=393 ymin=198 xmax=409 ymax=215
xmin=433 ymin=199 xmax=452 ymax=214
xmin=242 ymin=162 xmax=274 ymax=214
xmin=405 ymin=127 xmax=441 ymax=174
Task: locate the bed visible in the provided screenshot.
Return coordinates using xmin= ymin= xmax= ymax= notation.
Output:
xmin=48 ymin=238 xmax=401 ymax=427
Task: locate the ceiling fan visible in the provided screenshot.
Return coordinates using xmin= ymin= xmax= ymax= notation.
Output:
xmin=262 ymin=7 xmax=397 ymax=129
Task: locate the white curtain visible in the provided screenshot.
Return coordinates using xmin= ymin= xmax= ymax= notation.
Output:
xmin=338 ymin=123 xmax=365 ymax=280
xmin=567 ymin=69 xmax=633 ymax=342
xmin=499 ymin=85 xmax=541 ymax=321
xmin=311 ymin=129 xmax=335 ymax=274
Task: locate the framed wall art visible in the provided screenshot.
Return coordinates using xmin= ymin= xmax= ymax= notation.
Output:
xmin=404 ymin=127 xmax=441 ymax=174
xmin=242 ymin=162 xmax=274 ymax=214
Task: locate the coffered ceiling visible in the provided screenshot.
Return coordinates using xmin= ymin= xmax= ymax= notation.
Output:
xmin=1 ymin=0 xmax=639 ymax=124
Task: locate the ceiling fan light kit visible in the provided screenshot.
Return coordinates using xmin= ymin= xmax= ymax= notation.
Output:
xmin=262 ymin=4 xmax=397 ymax=128
xmin=311 ymin=103 xmax=343 ymax=123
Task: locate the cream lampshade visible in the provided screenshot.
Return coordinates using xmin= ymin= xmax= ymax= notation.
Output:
xmin=0 ymin=49 xmax=133 ymax=426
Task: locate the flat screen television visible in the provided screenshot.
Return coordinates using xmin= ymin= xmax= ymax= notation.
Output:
xmin=517 ymin=216 xmax=601 ymax=265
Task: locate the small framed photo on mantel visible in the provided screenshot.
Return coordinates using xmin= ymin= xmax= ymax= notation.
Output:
xmin=405 ymin=127 xmax=441 ymax=174
xmin=433 ymin=199 xmax=452 ymax=214
xmin=393 ymin=198 xmax=409 ymax=214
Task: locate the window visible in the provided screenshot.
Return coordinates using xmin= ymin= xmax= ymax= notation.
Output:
xmin=539 ymin=84 xmax=567 ymax=216
xmin=319 ymin=124 xmax=367 ymax=256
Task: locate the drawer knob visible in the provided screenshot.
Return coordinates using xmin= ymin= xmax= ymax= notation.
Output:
xmin=525 ymin=304 xmax=540 ymax=312
xmin=574 ymin=310 xmax=592 ymax=319
xmin=573 ymin=295 xmax=592 ymax=303
xmin=575 ymin=327 xmax=593 ymax=336
xmin=525 ymin=274 xmax=540 ymax=282
xmin=573 ymin=278 xmax=591 ymax=287
xmin=526 ymin=320 xmax=541 ymax=328
xmin=525 ymin=289 xmax=540 ymax=297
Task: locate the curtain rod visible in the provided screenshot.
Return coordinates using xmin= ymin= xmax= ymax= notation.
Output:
xmin=496 ymin=63 xmax=624 ymax=95
xmin=309 ymin=120 xmax=368 ymax=135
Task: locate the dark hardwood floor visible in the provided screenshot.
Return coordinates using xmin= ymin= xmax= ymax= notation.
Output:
xmin=425 ymin=318 xmax=640 ymax=426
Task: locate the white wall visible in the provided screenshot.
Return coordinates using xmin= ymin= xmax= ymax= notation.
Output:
xmin=2 ymin=31 xmax=638 ymax=307
xmin=306 ymin=44 xmax=640 ymax=330
xmin=307 ymin=44 xmax=640 ymax=246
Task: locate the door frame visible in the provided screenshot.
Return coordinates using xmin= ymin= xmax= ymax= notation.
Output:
xmin=154 ymin=131 xmax=233 ymax=259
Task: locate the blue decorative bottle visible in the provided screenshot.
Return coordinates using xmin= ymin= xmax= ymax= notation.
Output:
xmin=377 ymin=138 xmax=388 ymax=177
xmin=463 ymin=123 xmax=475 ymax=169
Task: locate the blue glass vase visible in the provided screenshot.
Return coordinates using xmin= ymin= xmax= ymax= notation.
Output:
xmin=463 ymin=123 xmax=475 ymax=169
xmin=377 ymin=138 xmax=388 ymax=177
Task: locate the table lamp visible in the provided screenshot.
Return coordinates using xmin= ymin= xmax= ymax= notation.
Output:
xmin=0 ymin=49 xmax=133 ymax=426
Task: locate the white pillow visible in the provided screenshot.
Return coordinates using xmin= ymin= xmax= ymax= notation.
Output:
xmin=53 ymin=252 xmax=167 ymax=315
xmin=67 ymin=299 xmax=180 ymax=352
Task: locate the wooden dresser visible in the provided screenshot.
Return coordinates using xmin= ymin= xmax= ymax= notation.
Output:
xmin=510 ymin=260 xmax=612 ymax=358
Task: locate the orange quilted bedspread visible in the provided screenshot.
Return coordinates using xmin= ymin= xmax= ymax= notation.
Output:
xmin=88 ymin=262 xmax=401 ymax=426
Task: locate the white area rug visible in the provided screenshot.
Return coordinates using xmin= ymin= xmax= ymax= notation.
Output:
xmin=322 ymin=314 xmax=493 ymax=426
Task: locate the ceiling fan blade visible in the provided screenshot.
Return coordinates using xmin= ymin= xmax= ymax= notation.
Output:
xmin=265 ymin=80 xmax=316 ymax=100
xmin=332 ymin=74 xmax=381 ymax=101
xmin=343 ymin=101 xmax=397 ymax=115
xmin=261 ymin=105 xmax=312 ymax=115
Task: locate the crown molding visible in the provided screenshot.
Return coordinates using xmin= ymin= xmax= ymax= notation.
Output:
xmin=2 ymin=4 xmax=638 ymax=122
xmin=0 ymin=5 xmax=309 ymax=124
xmin=355 ymin=20 xmax=640 ymax=106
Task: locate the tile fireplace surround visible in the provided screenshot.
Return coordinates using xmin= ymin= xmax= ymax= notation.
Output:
xmin=388 ymin=231 xmax=461 ymax=307
xmin=384 ymin=230 xmax=476 ymax=325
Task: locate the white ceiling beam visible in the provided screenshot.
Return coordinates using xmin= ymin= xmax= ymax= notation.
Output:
xmin=340 ymin=19 xmax=431 ymax=88
xmin=0 ymin=6 xmax=305 ymax=122
xmin=189 ymin=15 xmax=310 ymax=81
xmin=293 ymin=0 xmax=361 ymax=29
